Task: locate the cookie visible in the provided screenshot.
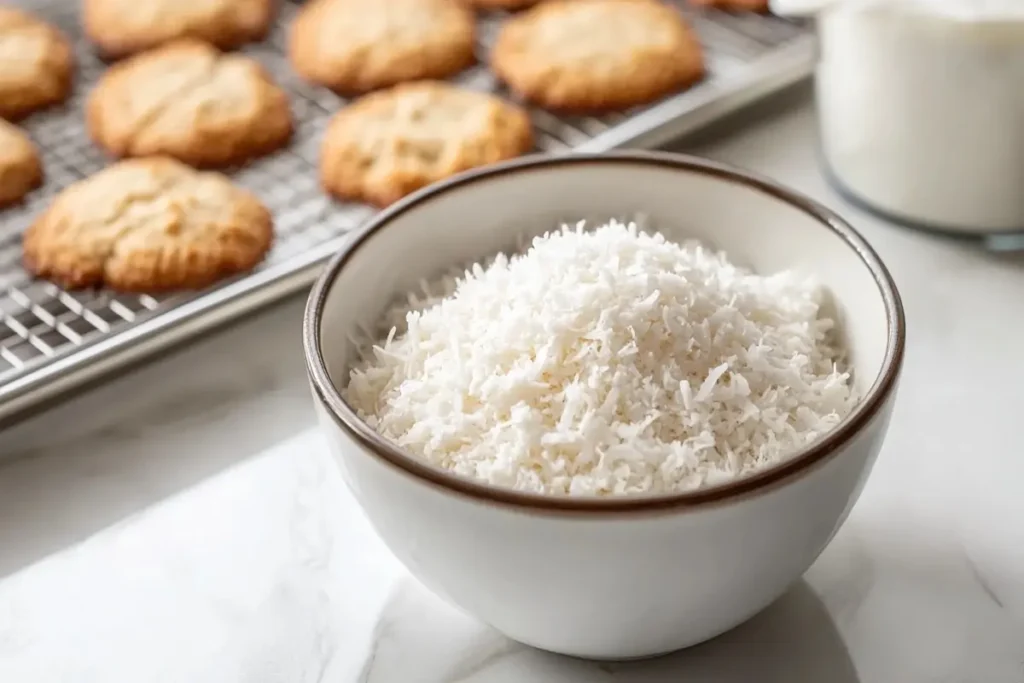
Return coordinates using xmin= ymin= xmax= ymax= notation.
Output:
xmin=689 ymin=0 xmax=769 ymax=11
xmin=0 ymin=120 xmax=43 ymax=209
xmin=87 ymin=40 xmax=293 ymax=168
xmin=289 ymin=0 xmax=476 ymax=94
xmin=491 ymin=0 xmax=705 ymax=112
xmin=23 ymin=158 xmax=273 ymax=291
xmin=83 ymin=0 xmax=275 ymax=59
xmin=320 ymin=81 xmax=533 ymax=207
xmin=0 ymin=7 xmax=74 ymax=121
xmin=463 ymin=0 xmax=542 ymax=9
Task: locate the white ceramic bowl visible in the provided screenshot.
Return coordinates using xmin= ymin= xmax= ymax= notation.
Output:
xmin=304 ymin=152 xmax=905 ymax=660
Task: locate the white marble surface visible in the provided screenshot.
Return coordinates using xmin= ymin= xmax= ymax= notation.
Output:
xmin=2 ymin=90 xmax=1024 ymax=682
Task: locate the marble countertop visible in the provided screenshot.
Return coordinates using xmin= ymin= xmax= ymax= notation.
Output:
xmin=2 ymin=88 xmax=1024 ymax=682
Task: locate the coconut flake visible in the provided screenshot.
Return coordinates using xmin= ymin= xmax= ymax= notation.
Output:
xmin=344 ymin=220 xmax=858 ymax=497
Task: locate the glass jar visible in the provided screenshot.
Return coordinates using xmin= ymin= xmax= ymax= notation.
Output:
xmin=774 ymin=0 xmax=1024 ymax=246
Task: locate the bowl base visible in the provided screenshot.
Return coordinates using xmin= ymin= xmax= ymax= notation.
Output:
xmin=500 ymin=615 xmax=750 ymax=662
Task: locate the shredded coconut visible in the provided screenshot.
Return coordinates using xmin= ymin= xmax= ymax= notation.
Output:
xmin=344 ymin=220 xmax=858 ymax=496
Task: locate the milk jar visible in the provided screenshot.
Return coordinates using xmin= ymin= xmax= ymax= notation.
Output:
xmin=772 ymin=0 xmax=1024 ymax=243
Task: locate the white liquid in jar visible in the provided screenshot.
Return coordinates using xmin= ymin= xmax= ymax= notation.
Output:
xmin=817 ymin=1 xmax=1024 ymax=232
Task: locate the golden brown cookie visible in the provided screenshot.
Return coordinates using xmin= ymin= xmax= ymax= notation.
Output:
xmin=491 ymin=0 xmax=705 ymax=112
xmin=83 ymin=0 xmax=275 ymax=59
xmin=320 ymin=81 xmax=533 ymax=207
xmin=0 ymin=120 xmax=43 ymax=209
xmin=0 ymin=7 xmax=74 ymax=121
xmin=23 ymin=158 xmax=273 ymax=292
xmin=288 ymin=0 xmax=476 ymax=94
xmin=462 ymin=0 xmax=542 ymax=9
xmin=689 ymin=0 xmax=769 ymax=11
xmin=87 ymin=40 xmax=293 ymax=168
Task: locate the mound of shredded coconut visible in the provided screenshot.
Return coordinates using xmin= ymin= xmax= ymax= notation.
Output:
xmin=344 ymin=220 xmax=857 ymax=496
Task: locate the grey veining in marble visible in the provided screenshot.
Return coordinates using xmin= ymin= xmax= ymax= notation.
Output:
xmin=2 ymin=428 xmax=1022 ymax=682
xmin=2 ymin=89 xmax=1024 ymax=682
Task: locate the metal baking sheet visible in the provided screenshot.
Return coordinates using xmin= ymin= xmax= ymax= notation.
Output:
xmin=0 ymin=0 xmax=814 ymax=425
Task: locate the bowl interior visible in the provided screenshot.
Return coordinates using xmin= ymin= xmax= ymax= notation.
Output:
xmin=317 ymin=156 xmax=893 ymax=415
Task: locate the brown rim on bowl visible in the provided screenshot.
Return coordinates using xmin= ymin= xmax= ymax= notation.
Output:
xmin=304 ymin=151 xmax=906 ymax=513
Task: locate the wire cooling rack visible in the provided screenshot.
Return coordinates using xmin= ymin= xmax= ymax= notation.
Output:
xmin=0 ymin=0 xmax=813 ymax=425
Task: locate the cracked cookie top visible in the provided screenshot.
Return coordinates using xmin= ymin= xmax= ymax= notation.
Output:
xmin=319 ymin=81 xmax=534 ymax=207
xmin=0 ymin=7 xmax=74 ymax=121
xmin=490 ymin=0 xmax=705 ymax=112
xmin=83 ymin=0 xmax=275 ymax=58
xmin=23 ymin=157 xmax=274 ymax=292
xmin=288 ymin=0 xmax=476 ymax=94
xmin=87 ymin=39 xmax=293 ymax=168
xmin=0 ymin=119 xmax=43 ymax=208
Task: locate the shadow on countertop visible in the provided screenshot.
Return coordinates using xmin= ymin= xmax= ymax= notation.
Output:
xmin=356 ymin=578 xmax=858 ymax=683
xmin=596 ymin=581 xmax=859 ymax=683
